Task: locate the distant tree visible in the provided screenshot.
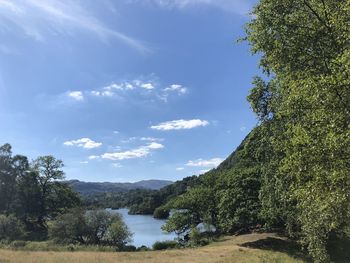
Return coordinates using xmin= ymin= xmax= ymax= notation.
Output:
xmin=31 ymin=156 xmax=80 ymax=227
xmin=0 ymin=144 xmax=16 ymax=214
xmin=153 ymin=206 xmax=170 ymax=219
xmin=106 ymin=219 xmax=132 ymax=248
xmin=48 ymin=208 xmax=88 ymax=244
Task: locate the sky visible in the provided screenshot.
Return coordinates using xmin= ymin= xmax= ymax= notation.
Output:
xmin=0 ymin=0 xmax=260 ymax=182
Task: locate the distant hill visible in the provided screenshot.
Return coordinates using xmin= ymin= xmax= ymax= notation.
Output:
xmin=66 ymin=179 xmax=173 ymax=195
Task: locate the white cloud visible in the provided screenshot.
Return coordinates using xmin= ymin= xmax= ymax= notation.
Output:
xmin=132 ymin=0 xmax=252 ymax=16
xmin=151 ymin=119 xmax=209 ymax=131
xmin=176 ymin=167 xmax=184 ymax=171
xmin=91 ymin=90 xmax=113 ymax=97
xmin=240 ymin=126 xmax=247 ymax=131
xmin=89 ymin=155 xmax=100 ymax=160
xmin=79 ymin=76 xmax=188 ymax=104
xmin=140 ymin=137 xmax=164 ymax=142
xmin=90 ymin=79 xmax=156 ymax=99
xmin=164 ymin=84 xmax=187 ymax=94
xmin=80 ymin=161 xmax=89 ymax=164
xmin=64 ymin=138 xmax=102 ymax=149
xmin=101 ymin=142 xmax=164 ymax=161
xmin=0 ymin=0 xmax=150 ymax=53
xmin=186 ymin=158 xmax=223 ymax=168
xmin=140 ymin=83 xmax=155 ymax=90
xmin=67 ymin=91 xmax=84 ymax=101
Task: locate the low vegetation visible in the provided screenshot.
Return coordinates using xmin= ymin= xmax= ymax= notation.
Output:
xmin=0 ymin=233 xmax=308 ymax=263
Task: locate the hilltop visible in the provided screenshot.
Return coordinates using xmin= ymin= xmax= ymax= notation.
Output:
xmin=66 ymin=179 xmax=173 ymax=195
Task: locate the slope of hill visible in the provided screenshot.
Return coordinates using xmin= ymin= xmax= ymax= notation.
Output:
xmin=66 ymin=179 xmax=173 ymax=195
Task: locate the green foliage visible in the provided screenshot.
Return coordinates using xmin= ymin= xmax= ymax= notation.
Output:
xmin=48 ymin=208 xmax=87 ymax=244
xmin=152 ymin=240 xmax=178 ymax=250
xmin=0 ymin=144 xmax=82 ymax=241
xmin=153 ymin=206 xmax=169 ymax=219
xmin=246 ymin=0 xmax=350 ymax=261
xmin=106 ymin=218 xmax=132 ymax=248
xmin=0 ymin=214 xmax=25 ymax=241
xmin=188 ymin=227 xmax=201 ymax=246
xmin=83 ymin=176 xmax=198 ymax=217
xmin=49 ymin=209 xmax=132 ymax=249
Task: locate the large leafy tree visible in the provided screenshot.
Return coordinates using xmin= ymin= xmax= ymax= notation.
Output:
xmin=246 ymin=0 xmax=350 ymax=261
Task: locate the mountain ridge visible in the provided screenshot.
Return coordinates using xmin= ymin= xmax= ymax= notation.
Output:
xmin=66 ymin=179 xmax=173 ymax=195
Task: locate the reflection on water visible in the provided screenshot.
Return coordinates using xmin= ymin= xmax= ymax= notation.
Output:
xmin=108 ymin=208 xmax=176 ymax=248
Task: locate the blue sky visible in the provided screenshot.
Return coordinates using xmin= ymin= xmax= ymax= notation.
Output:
xmin=0 ymin=0 xmax=259 ymax=182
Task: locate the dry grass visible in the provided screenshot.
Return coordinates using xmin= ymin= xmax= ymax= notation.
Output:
xmin=0 ymin=233 xmax=307 ymax=263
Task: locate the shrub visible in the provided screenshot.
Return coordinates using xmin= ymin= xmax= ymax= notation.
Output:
xmin=153 ymin=207 xmax=170 ymax=219
xmin=121 ymin=245 xmax=136 ymax=252
xmin=0 ymin=214 xmax=25 ymax=241
xmin=152 ymin=240 xmax=178 ymax=250
xmin=189 ymin=227 xmax=201 ymax=246
xmin=10 ymin=240 xmax=27 ymax=248
xmin=137 ymin=245 xmax=150 ymax=251
xmin=106 ymin=220 xmax=132 ymax=248
xmin=49 ymin=209 xmax=132 ymax=249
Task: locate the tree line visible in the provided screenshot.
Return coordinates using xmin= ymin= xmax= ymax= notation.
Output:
xmin=0 ymin=144 xmax=132 ymax=249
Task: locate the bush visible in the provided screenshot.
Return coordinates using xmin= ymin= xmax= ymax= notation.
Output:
xmin=0 ymin=214 xmax=25 ymax=241
xmin=153 ymin=207 xmax=170 ymax=219
xmin=106 ymin=220 xmax=132 ymax=248
xmin=152 ymin=240 xmax=178 ymax=250
xmin=189 ymin=227 xmax=201 ymax=246
xmin=10 ymin=240 xmax=27 ymax=248
xmin=121 ymin=245 xmax=136 ymax=252
xmin=49 ymin=209 xmax=132 ymax=249
xmin=137 ymin=245 xmax=150 ymax=251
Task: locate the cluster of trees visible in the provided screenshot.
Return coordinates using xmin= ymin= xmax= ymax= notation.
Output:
xmin=161 ymin=1 xmax=350 ymax=262
xmin=0 ymin=144 xmax=132 ymax=249
xmin=0 ymin=144 xmax=80 ymax=239
xmin=49 ymin=209 xmax=132 ymax=249
xmin=83 ymin=176 xmax=198 ymax=218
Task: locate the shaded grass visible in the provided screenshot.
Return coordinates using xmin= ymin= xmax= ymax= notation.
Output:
xmin=0 ymin=233 xmax=307 ymax=263
xmin=240 ymin=235 xmax=310 ymax=262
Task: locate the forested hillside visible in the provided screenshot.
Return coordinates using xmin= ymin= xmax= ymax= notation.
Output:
xmin=67 ymin=179 xmax=173 ymax=195
xmin=161 ymin=1 xmax=350 ymax=262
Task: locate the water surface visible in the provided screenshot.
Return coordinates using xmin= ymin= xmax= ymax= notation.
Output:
xmin=109 ymin=208 xmax=176 ymax=248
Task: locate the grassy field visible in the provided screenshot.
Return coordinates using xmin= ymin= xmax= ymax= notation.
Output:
xmin=0 ymin=233 xmax=308 ymax=263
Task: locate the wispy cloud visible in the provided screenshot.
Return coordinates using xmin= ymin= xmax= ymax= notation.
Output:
xmin=0 ymin=0 xmax=150 ymax=53
xmin=75 ymin=76 xmax=188 ymax=103
xmin=151 ymin=119 xmax=209 ymax=131
xmin=88 ymin=155 xmax=100 ymax=160
xmin=64 ymin=138 xmax=102 ymax=149
xmin=101 ymin=142 xmax=164 ymax=161
xmin=140 ymin=137 xmax=164 ymax=142
xmin=164 ymin=84 xmax=187 ymax=94
xmin=176 ymin=167 xmax=184 ymax=171
xmin=131 ymin=0 xmax=253 ymax=16
xmin=186 ymin=157 xmax=223 ymax=167
xmin=67 ymin=91 xmax=84 ymax=101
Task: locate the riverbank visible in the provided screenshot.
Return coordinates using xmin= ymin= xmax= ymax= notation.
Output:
xmin=0 ymin=233 xmax=308 ymax=263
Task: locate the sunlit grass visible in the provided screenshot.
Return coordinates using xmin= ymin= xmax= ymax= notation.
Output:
xmin=0 ymin=233 xmax=307 ymax=263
